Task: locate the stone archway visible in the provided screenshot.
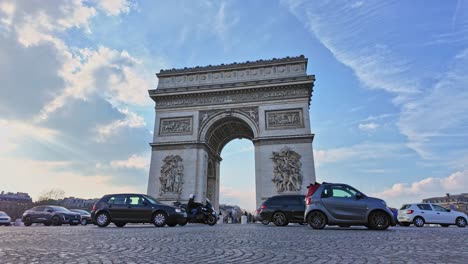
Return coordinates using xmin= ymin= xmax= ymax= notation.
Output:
xmin=147 ymin=55 xmax=317 ymax=210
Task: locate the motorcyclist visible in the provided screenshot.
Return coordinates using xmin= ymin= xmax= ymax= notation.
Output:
xmin=187 ymin=194 xmax=202 ymax=217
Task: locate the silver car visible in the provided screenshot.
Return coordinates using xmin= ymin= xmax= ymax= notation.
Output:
xmin=0 ymin=211 xmax=12 ymax=226
xmin=304 ymin=183 xmax=396 ymax=230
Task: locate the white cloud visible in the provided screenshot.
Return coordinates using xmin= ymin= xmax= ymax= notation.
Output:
xmin=110 ymin=154 xmax=149 ymax=170
xmin=313 ymin=143 xmax=402 ymax=167
xmin=94 ymin=0 xmax=132 ymax=16
xmin=358 ymin=122 xmax=379 ymax=132
xmin=95 ymin=108 xmax=146 ymax=142
xmin=373 ymin=170 xmax=468 ymax=207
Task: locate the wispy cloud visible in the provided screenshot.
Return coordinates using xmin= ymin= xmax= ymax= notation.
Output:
xmin=373 ymin=170 xmax=468 ymax=207
xmin=358 ymin=122 xmax=379 ymax=133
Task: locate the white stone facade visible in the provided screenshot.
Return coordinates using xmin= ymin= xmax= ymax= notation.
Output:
xmin=147 ymin=56 xmax=316 ymax=210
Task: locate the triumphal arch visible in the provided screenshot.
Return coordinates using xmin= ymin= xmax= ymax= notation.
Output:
xmin=147 ymin=55 xmax=316 ymax=209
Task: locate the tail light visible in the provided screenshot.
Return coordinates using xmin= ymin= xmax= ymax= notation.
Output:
xmin=406 ymin=210 xmax=414 ymax=214
xmin=305 ymin=197 xmax=311 ymax=206
xmin=260 ymin=204 xmax=266 ymax=210
xmin=92 ymin=203 xmax=97 ymax=211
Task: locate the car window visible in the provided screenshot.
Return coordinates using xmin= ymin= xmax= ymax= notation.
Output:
xmin=143 ymin=195 xmax=160 ymax=204
xmin=321 ymin=187 xmax=331 ymax=198
xmin=282 ymin=196 xmax=302 ymax=205
xmin=128 ymin=196 xmax=145 ymax=205
xmin=417 ymin=204 xmax=432 ymax=211
xmin=108 ymin=195 xmax=128 ymax=205
xmin=400 ymin=204 xmax=411 ymax=210
xmin=330 ymin=186 xmax=355 ymax=198
xmin=33 ymin=206 xmax=45 ymax=211
xmin=432 ymin=204 xmax=449 ymax=212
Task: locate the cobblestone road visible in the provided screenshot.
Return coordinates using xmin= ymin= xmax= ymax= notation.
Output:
xmin=0 ymin=223 xmax=466 ymax=264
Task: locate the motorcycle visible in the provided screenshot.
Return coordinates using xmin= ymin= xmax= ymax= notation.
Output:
xmin=175 ymin=198 xmax=219 ymax=226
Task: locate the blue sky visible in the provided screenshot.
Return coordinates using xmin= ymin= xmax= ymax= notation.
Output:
xmin=0 ymin=0 xmax=467 ymax=210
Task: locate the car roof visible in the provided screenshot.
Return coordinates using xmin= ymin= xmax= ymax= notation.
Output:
xmin=104 ymin=193 xmax=148 ymax=197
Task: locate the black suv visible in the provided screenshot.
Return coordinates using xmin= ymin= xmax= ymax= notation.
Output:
xmin=91 ymin=193 xmax=187 ymax=227
xmin=258 ymin=195 xmax=306 ymax=226
xmin=22 ymin=206 xmax=81 ymax=226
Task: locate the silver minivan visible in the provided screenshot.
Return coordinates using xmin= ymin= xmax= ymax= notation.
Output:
xmin=304 ymin=182 xmax=396 ymax=230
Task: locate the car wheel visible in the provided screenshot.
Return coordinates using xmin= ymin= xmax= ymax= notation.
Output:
xmin=456 ymin=217 xmax=466 ymax=228
xmin=399 ymin=222 xmax=410 ymax=227
xmin=413 ymin=216 xmax=425 ymax=227
xmin=178 ymin=219 xmax=188 ymax=226
xmin=207 ymin=215 xmax=217 ymax=226
xmin=81 ymin=219 xmax=87 ymax=225
xmin=114 ymin=222 xmax=126 ymax=228
xmin=308 ymin=211 xmax=327 ymax=229
xmin=95 ymin=212 xmax=111 ymax=227
xmin=368 ymin=211 xmax=390 ymax=230
xmin=23 ymin=217 xmax=32 ymax=226
xmin=51 ymin=216 xmax=62 ymax=226
xmin=272 ymin=212 xmax=288 ymax=226
xmin=153 ymin=211 xmax=167 ymax=227
xmin=440 ymin=224 xmax=449 ymax=227
xmin=261 ymin=219 xmax=270 ymax=225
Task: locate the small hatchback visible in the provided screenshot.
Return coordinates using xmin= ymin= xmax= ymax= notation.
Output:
xmin=91 ymin=193 xmax=187 ymax=227
xmin=398 ymin=203 xmax=467 ymax=228
xmin=304 ymin=182 xmax=396 ymax=230
xmin=0 ymin=211 xmax=12 ymax=226
xmin=258 ymin=195 xmax=306 ymax=226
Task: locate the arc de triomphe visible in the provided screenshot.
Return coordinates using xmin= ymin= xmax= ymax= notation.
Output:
xmin=147 ymin=55 xmax=316 ymax=210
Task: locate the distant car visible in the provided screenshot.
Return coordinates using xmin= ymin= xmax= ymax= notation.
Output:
xmin=258 ymin=194 xmax=306 ymax=226
xmin=0 ymin=211 xmax=12 ymax=226
xmin=398 ymin=203 xmax=467 ymax=228
xmin=304 ymin=182 xmax=396 ymax=230
xmin=70 ymin=209 xmax=92 ymax=225
xmin=22 ymin=206 xmax=81 ymax=226
xmin=91 ymin=193 xmax=187 ymax=227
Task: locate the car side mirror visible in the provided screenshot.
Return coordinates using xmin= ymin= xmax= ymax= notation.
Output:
xmin=143 ymin=201 xmax=148 ymax=206
xmin=47 ymin=209 xmax=53 ymax=213
xmin=355 ymin=193 xmax=363 ymax=200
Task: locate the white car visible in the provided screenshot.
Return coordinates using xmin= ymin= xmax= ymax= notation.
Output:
xmin=0 ymin=211 xmax=12 ymax=226
xmin=398 ymin=203 xmax=467 ymax=228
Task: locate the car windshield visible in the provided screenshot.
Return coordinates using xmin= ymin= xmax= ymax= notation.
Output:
xmin=143 ymin=195 xmax=160 ymax=204
xmin=0 ymin=212 xmax=6 ymax=216
xmin=52 ymin=206 xmax=70 ymax=212
xmin=71 ymin=209 xmax=89 ymax=215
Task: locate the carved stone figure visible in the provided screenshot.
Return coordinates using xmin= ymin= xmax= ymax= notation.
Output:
xmin=160 ymin=117 xmax=192 ymax=135
xmin=271 ymin=148 xmax=303 ymax=192
xmin=159 ymin=155 xmax=184 ymax=195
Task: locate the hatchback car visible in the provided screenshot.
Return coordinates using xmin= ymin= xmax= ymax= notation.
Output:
xmin=304 ymin=182 xmax=396 ymax=230
xmin=70 ymin=209 xmax=92 ymax=225
xmin=0 ymin=211 xmax=12 ymax=226
xmin=258 ymin=195 xmax=306 ymax=226
xmin=398 ymin=203 xmax=467 ymax=228
xmin=91 ymin=193 xmax=187 ymax=227
xmin=22 ymin=206 xmax=81 ymax=226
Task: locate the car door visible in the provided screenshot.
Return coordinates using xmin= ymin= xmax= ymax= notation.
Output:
xmin=320 ymin=185 xmax=367 ymax=221
xmin=30 ymin=206 xmax=44 ymax=222
xmin=416 ymin=204 xmax=435 ymax=223
xmin=432 ymin=204 xmax=453 ymax=224
xmin=107 ymin=195 xmax=129 ymax=221
xmin=126 ymin=195 xmax=153 ymax=221
xmin=291 ymin=195 xmax=305 ymax=221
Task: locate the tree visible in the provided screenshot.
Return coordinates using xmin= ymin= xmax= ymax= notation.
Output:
xmin=37 ymin=188 xmax=65 ymax=202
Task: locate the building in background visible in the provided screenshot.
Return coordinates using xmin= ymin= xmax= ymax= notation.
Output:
xmin=0 ymin=191 xmax=33 ymax=220
xmin=423 ymin=193 xmax=468 ymax=215
xmin=58 ymin=197 xmax=98 ymax=210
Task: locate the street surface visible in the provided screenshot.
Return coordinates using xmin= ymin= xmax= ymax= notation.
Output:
xmin=0 ymin=223 xmax=466 ymax=263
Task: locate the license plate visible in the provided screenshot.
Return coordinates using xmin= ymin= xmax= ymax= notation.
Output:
xmin=72 ymin=220 xmax=79 ymax=223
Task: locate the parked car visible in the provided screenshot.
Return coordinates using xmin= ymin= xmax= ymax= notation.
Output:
xmin=70 ymin=209 xmax=92 ymax=225
xmin=398 ymin=203 xmax=467 ymax=228
xmin=22 ymin=206 xmax=81 ymax=226
xmin=258 ymin=194 xmax=306 ymax=226
xmin=254 ymin=207 xmax=270 ymax=225
xmin=0 ymin=211 xmax=12 ymax=226
xmin=304 ymin=182 xmax=396 ymax=230
xmin=91 ymin=193 xmax=187 ymax=227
